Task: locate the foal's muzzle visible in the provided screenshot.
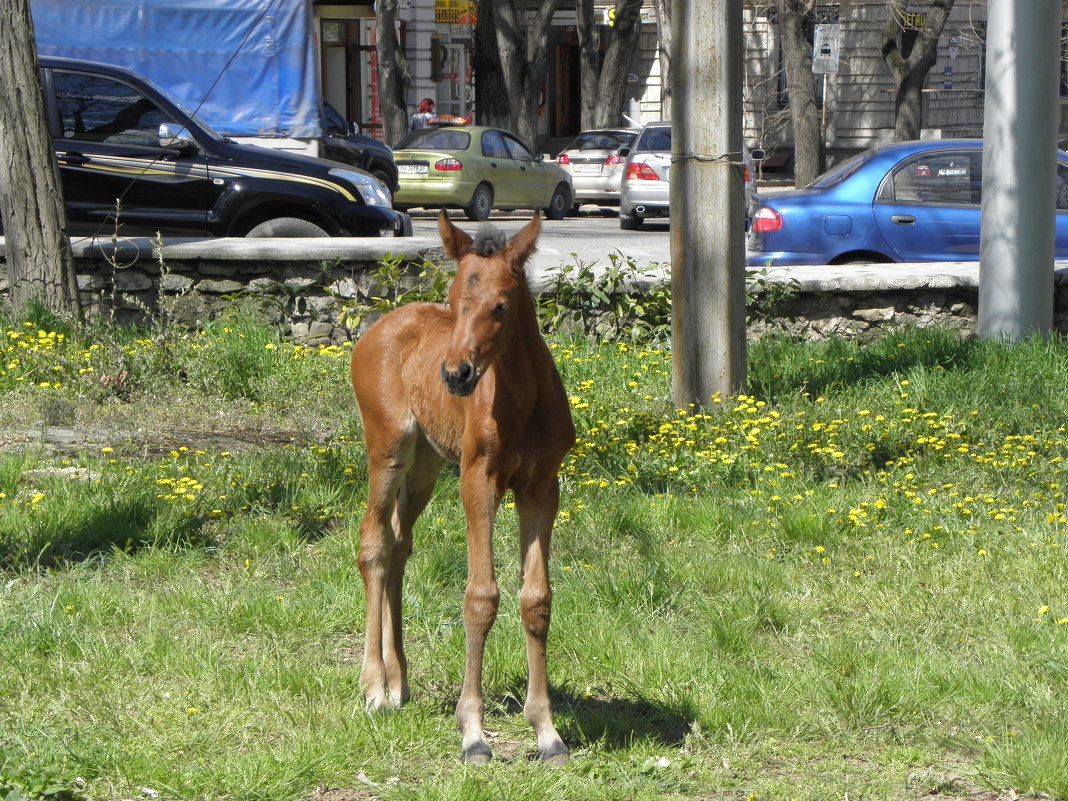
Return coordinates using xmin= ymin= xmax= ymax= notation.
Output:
xmin=441 ymin=360 xmax=480 ymax=396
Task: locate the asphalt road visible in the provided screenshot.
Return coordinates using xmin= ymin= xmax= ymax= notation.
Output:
xmin=408 ymin=208 xmax=672 ymax=285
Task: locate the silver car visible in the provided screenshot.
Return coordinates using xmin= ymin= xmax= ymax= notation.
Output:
xmin=554 ymin=128 xmax=637 ymax=211
xmin=618 ymin=122 xmax=757 ymax=230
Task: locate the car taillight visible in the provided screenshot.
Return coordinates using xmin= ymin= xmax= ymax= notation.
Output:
xmin=604 ymin=153 xmax=624 ymax=167
xmin=743 ymin=165 xmax=751 ymax=183
xmin=434 ymin=158 xmax=463 ymax=171
xmin=751 ymin=207 xmax=783 ymax=233
xmin=625 ymin=163 xmax=659 ymax=180
xmin=555 ymin=153 xmax=570 ymax=165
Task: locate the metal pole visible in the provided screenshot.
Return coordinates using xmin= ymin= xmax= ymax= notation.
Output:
xmin=978 ymin=0 xmax=1062 ymax=338
xmin=671 ymin=0 xmax=746 ymax=407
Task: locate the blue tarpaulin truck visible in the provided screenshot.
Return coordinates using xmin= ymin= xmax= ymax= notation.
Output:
xmin=33 ymin=0 xmax=323 ymax=151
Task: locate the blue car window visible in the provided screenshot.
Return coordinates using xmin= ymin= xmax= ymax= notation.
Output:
xmin=810 ymin=150 xmax=873 ymax=189
xmin=890 ymin=152 xmax=981 ymax=205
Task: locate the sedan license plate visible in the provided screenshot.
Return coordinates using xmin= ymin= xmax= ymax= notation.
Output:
xmin=573 ymin=163 xmax=601 ymax=174
xmin=398 ymin=163 xmax=428 ymax=175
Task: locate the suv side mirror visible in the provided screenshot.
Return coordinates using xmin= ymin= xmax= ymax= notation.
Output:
xmin=159 ymin=122 xmax=197 ymax=152
xmin=750 ymin=148 xmax=766 ymax=162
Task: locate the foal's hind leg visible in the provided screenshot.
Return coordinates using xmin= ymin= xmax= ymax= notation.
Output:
xmin=358 ymin=421 xmax=426 ymax=712
xmin=515 ymin=476 xmax=569 ymax=764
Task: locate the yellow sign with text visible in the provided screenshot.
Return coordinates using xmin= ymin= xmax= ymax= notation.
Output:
xmin=434 ymin=0 xmax=477 ymax=24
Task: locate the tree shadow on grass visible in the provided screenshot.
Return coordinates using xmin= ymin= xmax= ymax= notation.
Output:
xmin=0 ymin=495 xmax=197 ymax=569
xmin=748 ymin=329 xmax=982 ymax=401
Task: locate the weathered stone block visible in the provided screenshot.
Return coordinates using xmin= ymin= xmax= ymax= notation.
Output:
xmin=197 ymin=279 xmax=245 ymax=295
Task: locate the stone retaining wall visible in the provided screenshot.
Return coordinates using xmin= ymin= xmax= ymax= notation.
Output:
xmin=3 ymin=238 xmax=1068 ymax=342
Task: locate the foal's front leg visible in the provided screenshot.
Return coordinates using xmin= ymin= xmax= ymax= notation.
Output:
xmin=455 ymin=459 xmax=504 ymax=764
xmin=516 ymin=476 xmax=569 ymax=764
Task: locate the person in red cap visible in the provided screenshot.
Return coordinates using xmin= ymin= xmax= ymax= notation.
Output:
xmin=409 ymin=98 xmax=435 ymax=131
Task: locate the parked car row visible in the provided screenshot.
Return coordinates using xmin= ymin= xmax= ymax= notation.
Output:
xmin=746 ymin=138 xmax=1068 ymax=266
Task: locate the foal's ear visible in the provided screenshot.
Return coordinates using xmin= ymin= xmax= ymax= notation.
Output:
xmin=504 ymin=211 xmax=540 ymax=271
xmin=438 ymin=211 xmax=474 ymax=261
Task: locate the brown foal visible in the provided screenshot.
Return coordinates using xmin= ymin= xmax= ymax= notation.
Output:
xmin=350 ymin=211 xmax=576 ymax=764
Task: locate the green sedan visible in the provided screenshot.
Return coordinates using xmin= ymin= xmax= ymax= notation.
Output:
xmin=392 ymin=122 xmax=573 ymax=221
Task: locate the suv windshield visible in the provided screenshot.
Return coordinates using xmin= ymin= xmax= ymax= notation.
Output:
xmin=396 ymin=127 xmax=471 ymax=151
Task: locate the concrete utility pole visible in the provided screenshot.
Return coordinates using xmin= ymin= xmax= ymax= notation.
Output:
xmin=670 ymin=0 xmax=746 ymax=407
xmin=978 ymin=0 xmax=1063 ymax=338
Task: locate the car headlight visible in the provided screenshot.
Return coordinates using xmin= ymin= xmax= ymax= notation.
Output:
xmin=329 ymin=168 xmax=393 ymax=208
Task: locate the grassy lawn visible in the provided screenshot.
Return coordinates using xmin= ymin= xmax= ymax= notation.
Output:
xmin=1 ymin=309 xmax=1067 ymax=801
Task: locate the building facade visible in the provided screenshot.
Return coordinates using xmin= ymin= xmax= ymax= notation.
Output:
xmin=312 ymin=1 xmax=1064 ymax=159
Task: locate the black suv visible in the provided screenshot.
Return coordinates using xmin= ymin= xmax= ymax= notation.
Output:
xmin=19 ymin=57 xmax=412 ymax=239
xmin=320 ymin=100 xmax=399 ymax=202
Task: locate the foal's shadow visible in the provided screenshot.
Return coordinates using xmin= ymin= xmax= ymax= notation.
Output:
xmin=496 ymin=680 xmax=694 ymax=750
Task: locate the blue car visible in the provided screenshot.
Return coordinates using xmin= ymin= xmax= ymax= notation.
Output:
xmin=747 ymin=139 xmax=1068 ymax=266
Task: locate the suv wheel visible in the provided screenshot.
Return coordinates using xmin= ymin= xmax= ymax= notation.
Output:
xmin=246 ymin=217 xmax=329 ymax=237
xmin=463 ymin=184 xmax=493 ymax=221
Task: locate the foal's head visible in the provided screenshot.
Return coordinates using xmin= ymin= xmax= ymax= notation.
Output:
xmin=437 ymin=211 xmax=540 ymax=396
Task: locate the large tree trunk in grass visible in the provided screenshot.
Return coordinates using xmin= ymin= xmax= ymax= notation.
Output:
xmin=375 ymin=0 xmax=409 ymax=147
xmin=0 ymin=0 xmax=81 ymax=318
xmin=880 ymin=0 xmax=955 ymax=141
xmin=774 ymin=0 xmax=824 ymax=187
xmin=576 ymin=0 xmax=599 ymax=130
xmin=495 ymin=0 xmax=561 ymax=146
xmin=592 ymin=0 xmax=644 ymax=128
xmin=473 ymin=0 xmax=511 ymax=129
xmin=652 ymin=0 xmax=672 ymax=120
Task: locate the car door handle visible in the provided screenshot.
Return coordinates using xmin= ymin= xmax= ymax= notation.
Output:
xmin=57 ymin=152 xmax=91 ymax=165
xmin=891 ymin=215 xmax=916 ymax=225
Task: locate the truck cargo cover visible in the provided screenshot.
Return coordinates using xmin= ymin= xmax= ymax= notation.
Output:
xmin=32 ymin=0 xmax=321 ymax=138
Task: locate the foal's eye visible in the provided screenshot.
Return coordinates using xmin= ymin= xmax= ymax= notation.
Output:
xmin=494 ymin=302 xmax=508 ymax=314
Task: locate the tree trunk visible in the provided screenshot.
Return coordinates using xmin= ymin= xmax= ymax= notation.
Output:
xmin=652 ymin=0 xmax=672 ymax=120
xmin=575 ymin=0 xmax=599 ymax=130
xmin=473 ymin=0 xmax=511 ymax=128
xmin=495 ymin=0 xmax=561 ymax=146
xmin=774 ymin=0 xmax=824 ymax=187
xmin=593 ymin=0 xmax=644 ymax=128
xmin=0 ymin=0 xmax=81 ymax=318
xmin=375 ymin=0 xmax=409 ymax=147
xmin=880 ymin=0 xmax=955 ymax=141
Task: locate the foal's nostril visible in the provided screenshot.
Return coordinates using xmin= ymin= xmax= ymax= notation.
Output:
xmin=441 ymin=360 xmax=478 ymax=395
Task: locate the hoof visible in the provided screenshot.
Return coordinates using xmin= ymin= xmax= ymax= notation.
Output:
xmin=538 ymin=741 xmax=570 ymax=765
xmin=461 ymin=742 xmax=493 ymax=765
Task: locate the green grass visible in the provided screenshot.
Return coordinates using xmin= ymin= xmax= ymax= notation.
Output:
xmin=2 ymin=314 xmax=1068 ymax=800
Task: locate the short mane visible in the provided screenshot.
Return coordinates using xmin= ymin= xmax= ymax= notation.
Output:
xmin=472 ymin=224 xmax=507 ymax=257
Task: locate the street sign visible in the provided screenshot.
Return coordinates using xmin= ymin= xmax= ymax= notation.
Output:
xmin=812 ymin=23 xmax=841 ymax=74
